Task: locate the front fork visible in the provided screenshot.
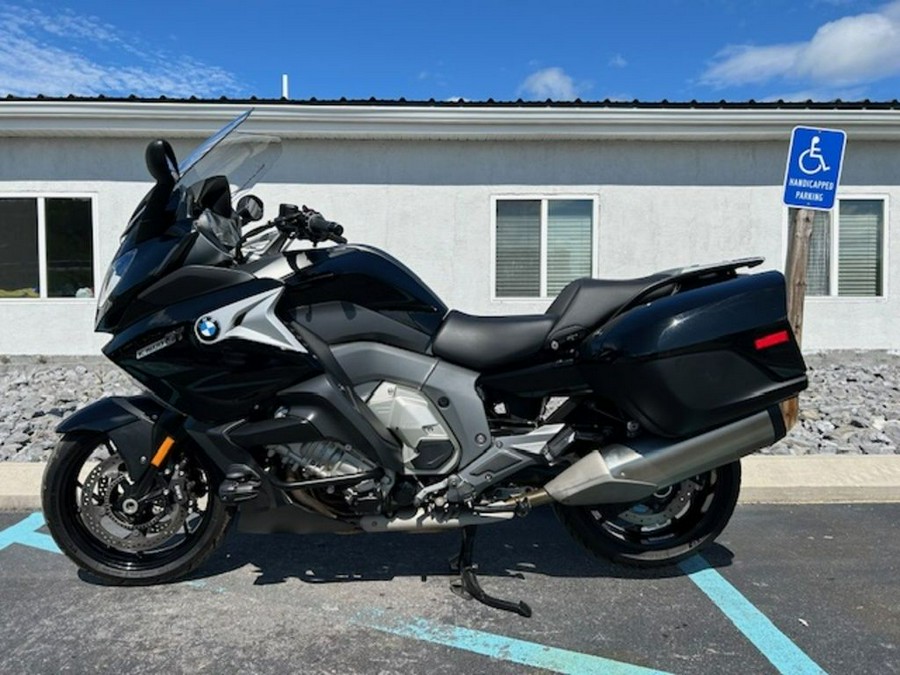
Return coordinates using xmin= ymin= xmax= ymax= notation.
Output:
xmin=125 ymin=432 xmax=179 ymax=508
xmin=56 ymin=395 xmax=195 ymax=504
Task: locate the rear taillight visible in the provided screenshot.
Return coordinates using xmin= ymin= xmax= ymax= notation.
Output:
xmin=754 ymin=330 xmax=790 ymax=350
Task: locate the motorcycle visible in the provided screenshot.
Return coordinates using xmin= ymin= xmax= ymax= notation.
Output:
xmin=42 ymin=111 xmax=807 ymax=617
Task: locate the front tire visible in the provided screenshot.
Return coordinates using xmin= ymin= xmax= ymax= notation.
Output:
xmin=555 ymin=461 xmax=741 ymax=567
xmin=42 ymin=432 xmax=232 ymax=585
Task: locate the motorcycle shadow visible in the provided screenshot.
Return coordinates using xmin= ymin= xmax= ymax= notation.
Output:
xmin=188 ymin=507 xmax=735 ymax=587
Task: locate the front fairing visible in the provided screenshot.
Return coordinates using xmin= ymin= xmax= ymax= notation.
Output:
xmin=101 ymin=274 xmax=322 ymax=424
xmin=95 ymin=222 xmax=194 ymax=332
xmin=95 ymin=111 xmax=281 ymax=333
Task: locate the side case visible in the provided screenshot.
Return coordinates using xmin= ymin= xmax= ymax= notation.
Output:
xmin=577 ymin=271 xmax=807 ymax=438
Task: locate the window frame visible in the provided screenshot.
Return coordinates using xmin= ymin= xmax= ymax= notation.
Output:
xmin=490 ymin=194 xmax=599 ymax=301
xmin=784 ymin=194 xmax=890 ymax=301
xmin=0 ymin=192 xmax=99 ymax=302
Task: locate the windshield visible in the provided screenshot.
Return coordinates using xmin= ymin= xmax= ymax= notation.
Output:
xmin=174 ymin=111 xmax=282 ymax=198
xmin=125 ymin=110 xmax=282 ymax=234
xmin=177 ymin=110 xmax=250 ymax=175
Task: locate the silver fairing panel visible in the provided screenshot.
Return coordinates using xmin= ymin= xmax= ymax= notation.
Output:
xmin=194 ymin=287 xmax=307 ymax=353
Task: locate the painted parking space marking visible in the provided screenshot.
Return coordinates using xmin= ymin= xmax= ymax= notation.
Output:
xmin=0 ymin=512 xmax=60 ymax=554
xmin=679 ymin=555 xmax=827 ymax=675
xmin=0 ymin=514 xmax=831 ymax=674
xmin=354 ymin=610 xmax=670 ymax=675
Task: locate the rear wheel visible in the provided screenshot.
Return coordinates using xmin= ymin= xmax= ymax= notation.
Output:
xmin=554 ymin=461 xmax=741 ymax=567
xmin=42 ymin=432 xmax=231 ymax=585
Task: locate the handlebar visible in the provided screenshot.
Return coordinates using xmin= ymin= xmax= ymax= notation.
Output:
xmin=235 ymin=204 xmax=346 ymax=262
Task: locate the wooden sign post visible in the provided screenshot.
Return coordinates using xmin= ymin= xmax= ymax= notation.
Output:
xmin=781 ymin=208 xmax=814 ymax=430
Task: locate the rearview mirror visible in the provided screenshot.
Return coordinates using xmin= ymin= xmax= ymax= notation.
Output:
xmin=145 ymin=139 xmax=179 ymax=185
xmin=236 ymin=194 xmax=264 ymax=223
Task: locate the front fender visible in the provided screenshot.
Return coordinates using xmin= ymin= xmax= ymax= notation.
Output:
xmin=56 ymin=395 xmax=166 ymax=481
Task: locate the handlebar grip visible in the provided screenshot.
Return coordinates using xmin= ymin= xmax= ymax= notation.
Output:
xmin=307 ymin=213 xmax=328 ymax=233
xmin=308 ymin=213 xmax=343 ymax=237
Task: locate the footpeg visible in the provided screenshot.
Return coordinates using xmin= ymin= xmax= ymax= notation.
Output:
xmin=450 ymin=526 xmax=532 ymax=618
xmin=218 ymin=464 xmax=261 ymax=504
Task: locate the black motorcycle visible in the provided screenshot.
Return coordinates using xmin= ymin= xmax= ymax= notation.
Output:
xmin=42 ymin=111 xmax=807 ymax=616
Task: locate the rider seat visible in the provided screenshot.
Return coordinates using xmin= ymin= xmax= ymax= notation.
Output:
xmin=431 ymin=272 xmax=673 ymax=371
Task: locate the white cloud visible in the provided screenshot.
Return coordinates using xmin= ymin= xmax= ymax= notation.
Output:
xmin=702 ymin=44 xmax=803 ymax=87
xmin=0 ymin=4 xmax=243 ymax=98
xmin=608 ymin=54 xmax=628 ymax=68
xmin=518 ymin=67 xmax=580 ymax=100
xmin=701 ymin=0 xmax=900 ymax=89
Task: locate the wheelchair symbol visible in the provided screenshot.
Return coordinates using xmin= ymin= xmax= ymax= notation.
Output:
xmin=798 ymin=135 xmax=830 ymax=175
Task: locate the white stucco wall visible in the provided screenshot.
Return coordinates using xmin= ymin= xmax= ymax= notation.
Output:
xmin=0 ymin=132 xmax=897 ymax=353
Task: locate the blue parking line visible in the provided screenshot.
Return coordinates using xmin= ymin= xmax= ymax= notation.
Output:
xmin=0 ymin=513 xmax=828 ymax=675
xmin=355 ymin=610 xmax=671 ymax=675
xmin=0 ymin=512 xmax=61 ymax=554
xmin=679 ymin=555 xmax=826 ymax=675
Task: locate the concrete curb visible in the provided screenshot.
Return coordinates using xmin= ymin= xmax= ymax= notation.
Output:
xmin=1 ymin=456 xmax=898 ymax=510
xmin=0 ymin=463 xmax=45 ymax=510
xmin=738 ymin=455 xmax=900 ymax=504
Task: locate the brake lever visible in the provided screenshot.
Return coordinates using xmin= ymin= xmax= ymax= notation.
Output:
xmin=274 ymin=214 xmax=301 ymax=234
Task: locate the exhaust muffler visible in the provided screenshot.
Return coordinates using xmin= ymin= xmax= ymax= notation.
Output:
xmin=543 ymin=407 xmax=784 ymax=506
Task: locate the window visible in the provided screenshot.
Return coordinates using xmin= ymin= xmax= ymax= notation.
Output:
xmin=788 ymin=198 xmax=886 ymax=297
xmin=494 ymin=197 xmax=595 ymax=298
xmin=0 ymin=196 xmax=95 ymax=298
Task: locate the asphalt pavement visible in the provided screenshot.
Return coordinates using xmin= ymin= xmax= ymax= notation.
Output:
xmin=0 ymin=503 xmax=897 ymax=674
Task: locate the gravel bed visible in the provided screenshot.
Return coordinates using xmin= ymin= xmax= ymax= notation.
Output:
xmin=0 ymin=352 xmax=898 ymax=461
xmin=0 ymin=357 xmax=139 ymax=462
xmin=767 ymin=350 xmax=900 ymax=456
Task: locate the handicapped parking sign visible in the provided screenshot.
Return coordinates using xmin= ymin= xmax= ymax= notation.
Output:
xmin=783 ymin=126 xmax=846 ymax=210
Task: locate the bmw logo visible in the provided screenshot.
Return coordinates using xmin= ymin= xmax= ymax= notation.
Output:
xmin=195 ymin=316 xmax=219 ymax=341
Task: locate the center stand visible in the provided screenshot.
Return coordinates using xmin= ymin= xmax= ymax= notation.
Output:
xmin=449 ymin=526 xmax=532 ymax=618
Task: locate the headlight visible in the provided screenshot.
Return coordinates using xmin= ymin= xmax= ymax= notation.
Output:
xmin=96 ymin=249 xmax=137 ymax=322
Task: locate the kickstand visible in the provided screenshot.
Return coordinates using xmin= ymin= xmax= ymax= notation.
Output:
xmin=449 ymin=526 xmax=532 ymax=618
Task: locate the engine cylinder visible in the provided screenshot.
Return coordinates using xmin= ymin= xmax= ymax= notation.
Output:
xmin=269 ymin=440 xmax=376 ymax=479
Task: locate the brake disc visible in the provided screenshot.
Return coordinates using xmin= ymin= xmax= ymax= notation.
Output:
xmin=616 ymin=479 xmax=702 ymax=527
xmin=79 ymin=455 xmax=187 ymax=552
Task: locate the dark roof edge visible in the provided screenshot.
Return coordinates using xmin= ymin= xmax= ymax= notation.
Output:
xmin=3 ymin=94 xmax=900 ymax=110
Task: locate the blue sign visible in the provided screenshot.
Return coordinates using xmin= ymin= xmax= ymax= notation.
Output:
xmin=783 ymin=126 xmax=846 ymax=210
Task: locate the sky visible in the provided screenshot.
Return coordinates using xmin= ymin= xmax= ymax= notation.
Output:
xmin=0 ymin=0 xmax=899 ymax=102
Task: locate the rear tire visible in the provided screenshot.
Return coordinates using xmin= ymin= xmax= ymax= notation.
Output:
xmin=554 ymin=461 xmax=741 ymax=567
xmin=42 ymin=431 xmax=232 ymax=585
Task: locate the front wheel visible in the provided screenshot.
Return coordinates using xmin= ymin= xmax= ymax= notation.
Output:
xmin=554 ymin=461 xmax=741 ymax=567
xmin=42 ymin=432 xmax=232 ymax=585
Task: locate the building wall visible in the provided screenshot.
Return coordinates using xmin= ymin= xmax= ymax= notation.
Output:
xmin=0 ymin=134 xmax=896 ymax=353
